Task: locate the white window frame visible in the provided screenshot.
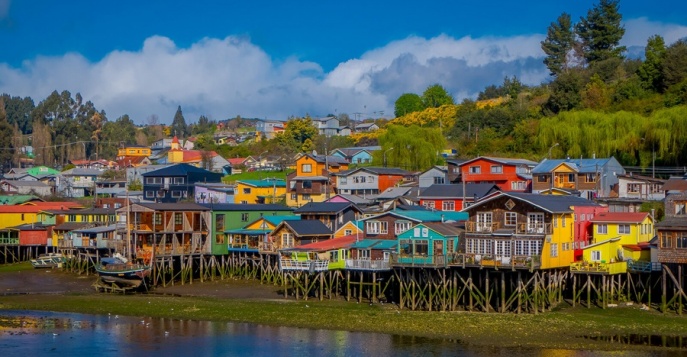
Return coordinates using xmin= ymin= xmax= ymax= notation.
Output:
xmin=591 ymin=250 xmax=601 ymax=262
xmin=442 ymin=201 xmax=455 ymax=211
xmin=597 ymin=224 xmax=608 ymax=234
xmin=476 ymin=212 xmax=493 ymax=232
xmin=504 ymin=212 xmax=517 ymax=227
xmin=618 ymin=224 xmax=630 ymax=234
xmin=490 ymin=165 xmax=503 ymax=174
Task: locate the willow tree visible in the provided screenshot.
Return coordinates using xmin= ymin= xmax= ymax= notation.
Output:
xmin=376 ymin=125 xmax=445 ymax=171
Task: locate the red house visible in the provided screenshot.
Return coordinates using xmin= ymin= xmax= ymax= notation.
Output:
xmin=572 ymin=204 xmax=609 ymax=261
xmin=459 ymin=157 xmax=538 ymax=192
xmin=418 ymin=183 xmax=499 ymax=211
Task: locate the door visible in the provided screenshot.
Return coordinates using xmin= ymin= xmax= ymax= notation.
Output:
xmin=476 ymin=212 xmax=493 ymax=232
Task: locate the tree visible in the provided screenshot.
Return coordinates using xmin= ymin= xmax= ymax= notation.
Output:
xmin=541 ymin=13 xmax=575 ymax=76
xmin=637 ymin=35 xmax=666 ymax=92
xmin=544 ymin=70 xmax=585 ymax=114
xmin=662 ymin=39 xmax=687 ymax=89
xmin=0 ymin=98 xmax=16 ymax=171
xmin=170 ymin=106 xmax=189 ymax=138
xmin=282 ymin=116 xmax=318 ymax=152
xmin=1 ymin=94 xmax=35 ymax=134
xmin=394 ymin=93 xmax=424 ymax=117
xmin=421 ymin=84 xmax=455 ymax=108
xmin=575 ymin=0 xmax=626 ymax=64
xmin=376 ymin=125 xmax=446 ymax=171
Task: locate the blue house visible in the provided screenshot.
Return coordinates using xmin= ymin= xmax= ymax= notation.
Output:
xmin=142 ymin=163 xmax=223 ymax=203
xmin=331 ymin=146 xmax=380 ymax=165
xmin=395 ymin=222 xmax=462 ymax=267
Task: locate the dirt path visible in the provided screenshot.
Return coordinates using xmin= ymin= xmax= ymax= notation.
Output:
xmin=0 ymin=268 xmax=282 ymax=300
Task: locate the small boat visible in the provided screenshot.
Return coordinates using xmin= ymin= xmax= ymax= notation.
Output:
xmin=95 ymin=253 xmax=151 ymax=287
xmin=30 ymin=253 xmax=65 ymax=268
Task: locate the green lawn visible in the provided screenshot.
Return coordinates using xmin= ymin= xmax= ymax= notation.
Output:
xmin=0 ymin=261 xmax=32 ymax=273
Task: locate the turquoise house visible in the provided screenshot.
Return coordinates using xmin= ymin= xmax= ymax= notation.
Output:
xmin=396 ymin=222 xmax=462 ymax=267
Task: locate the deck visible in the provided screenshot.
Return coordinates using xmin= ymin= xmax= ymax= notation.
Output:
xmin=345 ymin=258 xmax=391 ymax=271
xmin=390 ymin=253 xmax=541 ymax=270
xmin=279 ymin=259 xmax=329 ymax=272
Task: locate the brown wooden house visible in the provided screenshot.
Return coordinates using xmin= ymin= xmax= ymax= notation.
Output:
xmin=269 ymin=219 xmax=332 ymax=251
xmin=117 ymin=203 xmax=212 ymax=257
xmin=656 ymin=186 xmax=687 ymax=264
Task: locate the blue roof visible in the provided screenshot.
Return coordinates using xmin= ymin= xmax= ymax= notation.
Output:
xmin=385 ymin=209 xmax=468 ymax=222
xmin=532 ymin=158 xmax=617 ymax=174
xmin=263 ymin=215 xmax=300 ymax=225
xmin=349 ymin=239 xmax=397 ymax=250
xmin=237 ymin=179 xmax=286 ymax=188
xmin=142 ymin=163 xmax=223 ymax=177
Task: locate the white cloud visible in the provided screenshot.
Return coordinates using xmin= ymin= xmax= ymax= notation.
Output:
xmin=623 ymin=17 xmax=687 ymax=47
xmin=0 ymin=17 xmax=684 ymax=124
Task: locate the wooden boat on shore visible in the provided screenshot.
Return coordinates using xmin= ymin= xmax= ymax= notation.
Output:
xmin=94 ymin=253 xmax=151 ymax=288
xmin=30 ymin=253 xmax=65 ymax=268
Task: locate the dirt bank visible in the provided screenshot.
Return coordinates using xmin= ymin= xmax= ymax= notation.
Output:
xmin=0 ymin=267 xmax=282 ymax=300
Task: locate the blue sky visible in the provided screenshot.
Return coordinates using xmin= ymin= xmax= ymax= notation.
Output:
xmin=1 ymin=0 xmax=686 ymax=124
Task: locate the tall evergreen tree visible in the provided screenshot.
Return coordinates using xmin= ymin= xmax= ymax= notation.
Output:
xmin=662 ymin=39 xmax=687 ymax=89
xmin=170 ymin=105 xmax=189 ymax=138
xmin=0 ymin=99 xmax=16 ymax=170
xmin=541 ymin=13 xmax=575 ymax=76
xmin=637 ymin=35 xmax=666 ymax=92
xmin=575 ymin=0 xmax=626 ymax=64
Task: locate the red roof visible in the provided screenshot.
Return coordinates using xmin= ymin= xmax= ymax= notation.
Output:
xmin=291 ymin=235 xmax=358 ymax=251
xmin=228 ymin=158 xmax=247 ymax=165
xmin=180 ymin=150 xmax=218 ymax=163
xmin=622 ymin=242 xmax=651 ymax=251
xmin=116 ymin=156 xmax=147 ymax=167
xmin=0 ymin=201 xmax=82 ymax=213
xmin=592 ymin=212 xmax=649 ymax=223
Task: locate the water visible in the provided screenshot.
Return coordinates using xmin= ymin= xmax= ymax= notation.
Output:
xmin=0 ymin=310 xmax=675 ymax=356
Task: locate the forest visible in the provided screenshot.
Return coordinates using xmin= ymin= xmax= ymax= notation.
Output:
xmin=0 ymin=0 xmax=686 ymax=174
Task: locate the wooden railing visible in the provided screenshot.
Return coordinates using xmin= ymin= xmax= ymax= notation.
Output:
xmin=345 ymin=259 xmax=391 ymax=271
xmin=458 ymin=253 xmax=541 ymax=270
xmin=465 ymin=221 xmax=552 ymax=235
xmin=570 ymin=261 xmax=627 ymax=274
xmin=390 ymin=253 xmax=454 ymax=268
xmin=279 ymin=259 xmax=329 ymax=272
xmin=0 ymin=237 xmax=19 ymax=245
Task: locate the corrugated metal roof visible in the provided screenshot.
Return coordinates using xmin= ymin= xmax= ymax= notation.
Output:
xmin=282 ymin=220 xmax=332 ymax=236
xmin=419 ymin=183 xmax=498 ymax=199
xmin=286 ymin=235 xmax=357 ymax=252
xmin=591 ymin=212 xmax=649 ymax=223
xmin=532 ymin=158 xmax=616 ymax=174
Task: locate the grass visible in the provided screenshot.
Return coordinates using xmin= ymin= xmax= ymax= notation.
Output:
xmin=0 ymin=261 xmax=32 ymax=273
xmin=2 ymin=291 xmax=687 ymax=351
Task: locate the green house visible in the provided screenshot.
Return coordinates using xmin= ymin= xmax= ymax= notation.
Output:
xmin=396 ymin=222 xmax=462 ymax=267
xmin=201 ymin=203 xmax=294 ymax=255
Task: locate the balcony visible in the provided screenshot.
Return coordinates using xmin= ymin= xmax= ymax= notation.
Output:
xmin=0 ymin=237 xmax=19 ymax=245
xmin=465 ymin=221 xmax=552 ymax=235
xmin=279 ymin=258 xmax=329 ymax=272
xmin=345 ymin=258 xmax=391 ymax=271
xmin=570 ymin=261 xmax=627 ymax=275
xmin=458 ymin=254 xmax=541 ymax=270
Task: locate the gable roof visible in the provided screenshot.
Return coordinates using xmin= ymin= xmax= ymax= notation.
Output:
xmin=663 ymin=177 xmax=687 ymax=191
xmin=532 ymin=157 xmax=619 ymax=174
xmin=0 ymin=195 xmax=43 ymax=205
xmin=419 ymin=183 xmax=499 ymax=199
xmin=277 ymin=219 xmax=332 ymax=236
xmin=463 ymin=192 xmax=601 ymax=214
xmin=294 ymin=202 xmax=360 ymax=214
xmin=142 ymin=163 xmax=221 ymax=177
xmin=301 ymin=154 xmax=350 ymax=166
xmin=591 ymin=212 xmax=650 ymax=224
xmin=201 ymin=203 xmax=292 ymax=212
xmin=285 ymin=235 xmax=357 ymax=252
xmin=458 ymin=156 xmax=538 ymax=167
xmin=414 ymin=222 xmax=464 ymax=237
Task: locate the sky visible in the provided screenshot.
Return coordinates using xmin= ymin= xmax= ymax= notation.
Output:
xmin=0 ymin=0 xmax=686 ymax=125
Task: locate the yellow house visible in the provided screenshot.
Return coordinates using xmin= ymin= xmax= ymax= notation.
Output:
xmin=117 ymin=145 xmax=151 ymax=158
xmin=576 ymin=212 xmax=654 ymax=274
xmin=234 ymin=179 xmax=286 ymax=204
xmin=333 ymin=221 xmax=363 ymax=238
xmin=286 ymin=154 xmax=350 ymax=207
xmin=49 ymin=208 xmax=118 ymax=246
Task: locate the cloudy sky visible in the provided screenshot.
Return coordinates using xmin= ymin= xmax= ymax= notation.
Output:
xmin=0 ymin=0 xmax=686 ymax=124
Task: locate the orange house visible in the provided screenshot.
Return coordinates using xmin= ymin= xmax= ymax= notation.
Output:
xmin=286 ymin=154 xmax=350 ymax=207
xmin=459 ymin=156 xmax=538 ymax=192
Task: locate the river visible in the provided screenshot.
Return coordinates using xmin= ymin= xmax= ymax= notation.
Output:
xmin=0 ymin=310 xmax=675 ymax=356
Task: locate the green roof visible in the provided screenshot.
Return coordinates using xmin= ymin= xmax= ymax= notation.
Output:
xmin=27 ymin=166 xmax=60 ymax=177
xmin=0 ymin=195 xmax=42 ymax=205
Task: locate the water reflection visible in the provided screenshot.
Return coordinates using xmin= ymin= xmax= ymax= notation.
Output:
xmin=0 ymin=310 xmax=677 ymax=357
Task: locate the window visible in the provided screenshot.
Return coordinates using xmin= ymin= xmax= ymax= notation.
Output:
xmin=618 ymin=224 xmax=630 ymax=234
xmin=423 ymin=201 xmax=435 ymax=209
xmin=146 ymin=177 xmax=162 ymax=184
xmin=395 ymin=221 xmax=412 ymax=234
xmin=661 ymin=233 xmax=672 ymax=248
xmin=216 ymin=214 xmax=225 ymax=231
xmin=302 ymin=181 xmax=312 ymax=189
xmin=157 ymin=190 xmax=165 ymax=198
xmin=550 ymin=243 xmax=558 ymax=258
xmin=678 ymin=235 xmax=687 ymax=249
xmin=282 ymin=233 xmax=294 ymax=247
xmin=433 ymin=176 xmax=445 ymax=184
xmin=469 ymin=166 xmax=481 ymax=174
xmin=442 ymin=201 xmax=455 ymax=211
xmin=476 ymin=212 xmax=493 ymax=232
xmin=627 ymin=183 xmax=640 ymax=193
xmin=302 ymin=164 xmax=312 ymax=173
xmin=597 ymin=224 xmax=608 ymax=234
xmin=353 ymin=176 xmax=366 ymax=183
xmin=400 ymin=240 xmax=412 ymax=255
xmin=585 ymin=173 xmax=596 ymax=183
xmin=173 ymin=177 xmax=184 ymax=184
xmin=174 ymin=213 xmax=183 ymax=225
xmin=511 ymin=181 xmax=526 ymax=190
xmin=243 ymin=188 xmax=251 ymax=194
xmin=171 ymin=191 xmax=182 ymax=198
xmin=527 ymin=213 xmax=545 ymax=233
xmin=302 ymin=194 xmax=311 ymax=201
xmin=146 ymin=191 xmax=154 ymax=198
xmin=366 ymin=221 xmax=388 ymax=234
xmin=676 ymin=202 xmax=686 ymax=215
xmin=505 ymin=212 xmax=517 ymax=226
xmin=568 ymin=174 xmax=575 ymax=183
xmin=538 ymin=175 xmax=548 ymax=183
xmin=414 ymin=239 xmax=429 ymax=256
xmin=491 ymin=165 xmax=503 ymax=174
xmin=241 ymin=213 xmax=249 ymax=222
xmin=291 ymin=193 xmax=297 ymax=200
xmin=340 ymin=177 xmax=347 ymax=185
xmin=154 ymin=213 xmax=162 ymax=225
xmin=360 ymin=249 xmax=371 ymax=259
xmin=344 ymin=229 xmax=352 ymax=236
xmin=447 ymin=239 xmax=455 ymax=254
xmin=591 ymin=250 xmax=601 ymax=262
xmin=562 ymin=215 xmax=566 ymax=228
